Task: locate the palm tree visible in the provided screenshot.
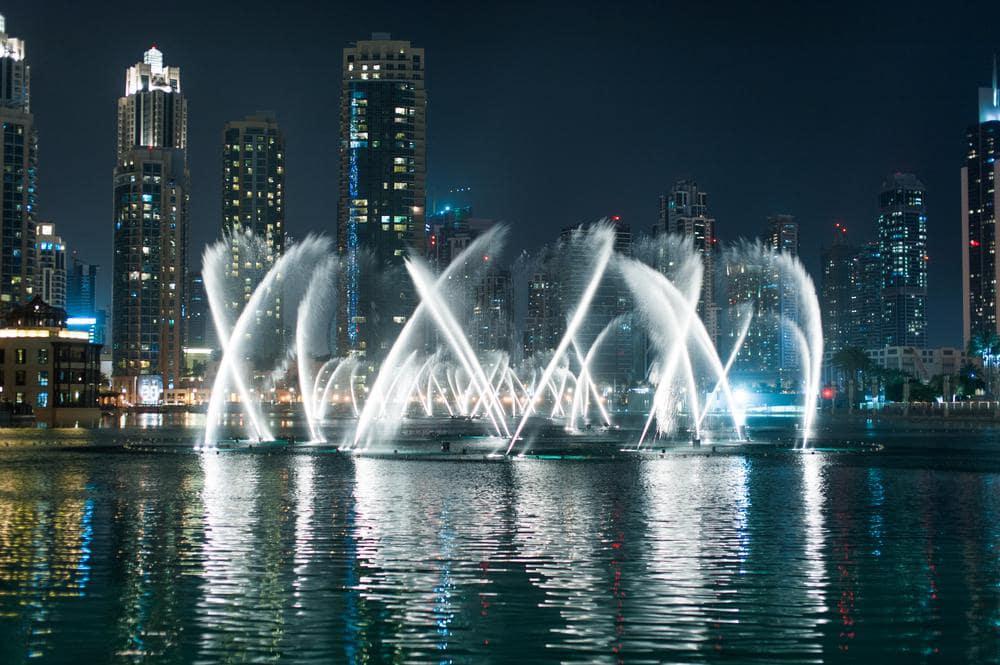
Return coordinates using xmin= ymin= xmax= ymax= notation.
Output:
xmin=968 ymin=331 xmax=1000 ymax=397
xmin=832 ymin=347 xmax=872 ymax=407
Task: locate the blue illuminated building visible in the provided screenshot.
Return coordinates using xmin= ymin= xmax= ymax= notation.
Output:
xmin=337 ymin=34 xmax=426 ymax=362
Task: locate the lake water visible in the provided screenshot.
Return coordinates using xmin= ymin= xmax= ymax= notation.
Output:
xmin=1 ymin=426 xmax=999 ymax=663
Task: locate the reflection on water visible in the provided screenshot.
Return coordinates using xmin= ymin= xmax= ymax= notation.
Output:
xmin=1 ymin=446 xmax=1000 ymax=662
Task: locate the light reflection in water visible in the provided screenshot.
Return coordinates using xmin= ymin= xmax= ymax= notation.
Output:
xmin=0 ymin=445 xmax=998 ymax=662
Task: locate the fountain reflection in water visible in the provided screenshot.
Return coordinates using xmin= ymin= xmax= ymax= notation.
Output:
xmin=199 ymin=221 xmax=822 ymax=451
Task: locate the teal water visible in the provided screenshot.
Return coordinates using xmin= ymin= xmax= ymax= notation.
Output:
xmin=0 ymin=432 xmax=999 ymax=663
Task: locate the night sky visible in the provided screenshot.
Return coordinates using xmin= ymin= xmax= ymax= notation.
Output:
xmin=12 ymin=0 xmax=1000 ymax=346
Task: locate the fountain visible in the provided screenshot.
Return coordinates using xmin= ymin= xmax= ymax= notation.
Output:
xmin=199 ymin=221 xmax=823 ymax=452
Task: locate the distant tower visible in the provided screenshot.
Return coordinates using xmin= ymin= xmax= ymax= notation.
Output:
xmin=338 ymin=34 xmax=426 ymax=362
xmin=878 ymin=173 xmax=927 ymax=348
xmin=66 ymin=254 xmax=98 ymax=317
xmin=766 ymin=214 xmax=800 ymax=382
xmin=962 ymin=58 xmax=1000 ymax=347
xmin=112 ymin=46 xmax=189 ymax=403
xmin=524 ymin=268 xmax=561 ymax=358
xmin=34 ymin=222 xmax=66 ymax=308
xmin=851 ymin=241 xmax=882 ymax=350
xmin=0 ymin=15 xmax=36 ymax=307
xmin=658 ymin=181 xmax=718 ymax=345
xmin=221 ymin=113 xmax=285 ymax=361
xmin=819 ymin=222 xmax=855 ymax=354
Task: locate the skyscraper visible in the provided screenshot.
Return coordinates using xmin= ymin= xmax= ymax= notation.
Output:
xmin=221 ymin=113 xmax=285 ymax=360
xmin=724 ymin=216 xmax=798 ymax=387
xmin=472 ymin=266 xmax=513 ymax=354
xmin=878 ymin=173 xmax=927 ymax=348
xmin=962 ymin=59 xmax=1000 ymax=348
xmin=112 ymin=46 xmax=189 ymax=403
xmin=820 ymin=222 xmax=855 ymax=355
xmin=186 ymin=271 xmax=212 ymax=349
xmin=766 ymin=214 xmax=800 ymax=380
xmin=0 ymin=15 xmax=36 ymax=308
xmin=338 ymin=34 xmax=426 ymax=362
xmin=34 ymin=222 xmax=65 ymax=308
xmin=851 ymin=241 xmax=882 ymax=350
xmin=524 ymin=268 xmax=561 ymax=358
xmin=658 ymin=181 xmax=718 ymax=345
xmin=66 ymin=254 xmax=98 ymax=318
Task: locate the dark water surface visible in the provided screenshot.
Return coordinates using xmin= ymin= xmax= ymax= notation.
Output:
xmin=1 ymin=436 xmax=999 ymax=663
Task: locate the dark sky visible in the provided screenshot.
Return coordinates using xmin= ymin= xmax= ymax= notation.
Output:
xmin=13 ymin=0 xmax=1000 ymax=346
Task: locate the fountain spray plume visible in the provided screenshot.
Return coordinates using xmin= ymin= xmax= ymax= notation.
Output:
xmin=296 ymin=257 xmax=340 ymax=442
xmin=507 ymin=224 xmax=615 ymax=454
xmin=623 ymin=235 xmax=707 ymax=444
xmin=724 ymin=240 xmax=823 ymax=445
xmin=351 ymin=224 xmax=510 ymax=449
xmin=405 ymin=259 xmax=510 ymax=438
xmin=202 ymin=232 xmax=333 ymax=448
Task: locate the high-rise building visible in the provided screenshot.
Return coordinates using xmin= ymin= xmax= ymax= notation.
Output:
xmin=851 ymin=241 xmax=883 ymax=350
xmin=221 ymin=113 xmax=285 ymax=360
xmin=338 ymin=34 xmax=426 ymax=362
xmin=186 ymin=271 xmax=211 ymax=350
xmin=725 ymin=254 xmax=778 ymax=384
xmin=962 ymin=59 xmax=1000 ymax=348
xmin=472 ymin=266 xmax=513 ymax=354
xmin=820 ymin=222 xmax=856 ymax=355
xmin=65 ymin=255 xmax=104 ymax=347
xmin=34 ymin=222 xmax=65 ymax=308
xmin=524 ymin=268 xmax=561 ymax=358
xmin=66 ymin=254 xmax=98 ymax=317
xmin=766 ymin=214 xmax=800 ymax=380
xmin=878 ymin=173 xmax=927 ymax=348
xmin=723 ymin=216 xmax=796 ymax=387
xmin=0 ymin=15 xmax=36 ymax=308
xmin=658 ymin=181 xmax=718 ymax=345
xmin=557 ymin=218 xmax=636 ymax=387
xmin=112 ymin=46 xmax=189 ymax=403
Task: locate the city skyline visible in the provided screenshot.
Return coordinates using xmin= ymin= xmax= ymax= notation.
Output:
xmin=6 ymin=2 xmax=1000 ymax=347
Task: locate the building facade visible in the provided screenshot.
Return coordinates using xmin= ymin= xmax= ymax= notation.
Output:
xmin=34 ymin=222 xmax=65 ymax=308
xmin=338 ymin=34 xmax=426 ymax=363
xmin=0 ymin=16 xmax=36 ymax=308
xmin=472 ymin=267 xmax=513 ymax=354
xmin=851 ymin=241 xmax=883 ymax=350
xmin=0 ymin=297 xmax=101 ymax=426
xmin=221 ymin=113 xmax=285 ymax=360
xmin=524 ymin=268 xmax=561 ymax=359
xmin=66 ymin=254 xmax=97 ymax=317
xmin=878 ymin=173 xmax=927 ymax=348
xmin=820 ymin=222 xmax=856 ymax=355
xmin=112 ymin=47 xmax=189 ymax=403
xmin=962 ymin=61 xmax=1000 ymax=348
xmin=658 ymin=180 xmax=718 ymax=345
xmin=765 ymin=214 xmax=800 ymax=381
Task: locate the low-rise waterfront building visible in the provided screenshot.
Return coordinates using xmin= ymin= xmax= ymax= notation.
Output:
xmin=0 ymin=297 xmax=101 ymax=426
xmin=866 ymin=346 xmax=967 ymax=382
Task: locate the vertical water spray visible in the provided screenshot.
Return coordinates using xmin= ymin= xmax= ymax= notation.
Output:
xmin=507 ymin=228 xmax=615 ymax=454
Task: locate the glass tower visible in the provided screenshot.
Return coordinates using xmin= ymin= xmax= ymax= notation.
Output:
xmin=221 ymin=113 xmax=285 ymax=361
xmin=658 ymin=180 xmax=718 ymax=345
xmin=0 ymin=15 xmax=36 ymax=308
xmin=112 ymin=47 xmax=189 ymax=403
xmin=34 ymin=222 xmax=66 ymax=308
xmin=877 ymin=173 xmax=927 ymax=348
xmin=338 ymin=34 xmax=426 ymax=364
xmin=962 ymin=59 xmax=1000 ymax=347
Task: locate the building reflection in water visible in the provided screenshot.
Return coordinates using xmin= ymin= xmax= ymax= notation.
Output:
xmin=1 ymin=447 xmax=1000 ymax=661
xmin=0 ymin=468 xmax=92 ymax=659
